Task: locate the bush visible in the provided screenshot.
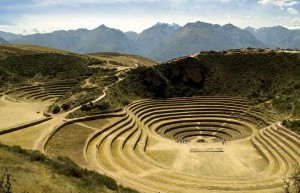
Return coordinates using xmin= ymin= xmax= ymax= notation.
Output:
xmin=61 ymin=103 xmax=70 ymax=111
xmin=80 ymin=104 xmax=92 ymax=111
xmin=52 ymin=105 xmax=61 ymax=114
xmin=28 ymin=151 xmax=46 ymax=162
xmin=118 ymin=185 xmax=139 ymax=193
xmin=95 ymin=101 xmax=110 ymax=111
xmin=282 ymin=119 xmax=300 ymax=132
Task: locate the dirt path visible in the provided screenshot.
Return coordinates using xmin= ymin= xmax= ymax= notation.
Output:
xmin=61 ymin=71 xmax=124 ymax=118
xmin=0 ymin=70 xmax=125 ymax=153
xmin=34 ymin=71 xmax=125 ymax=153
xmin=2 ymin=71 xmax=297 ymax=193
xmin=74 ymin=122 xmax=98 ymax=131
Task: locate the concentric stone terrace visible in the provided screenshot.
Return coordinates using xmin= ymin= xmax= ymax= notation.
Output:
xmin=6 ymin=81 xmax=78 ymax=102
xmin=83 ymin=96 xmax=300 ymax=193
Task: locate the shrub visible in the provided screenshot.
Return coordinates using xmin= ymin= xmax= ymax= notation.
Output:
xmin=29 ymin=151 xmax=46 ymax=162
xmin=61 ymin=103 xmax=70 ymax=111
xmin=80 ymin=104 xmax=91 ymax=111
xmin=95 ymin=101 xmax=110 ymax=111
xmin=118 ymin=185 xmax=139 ymax=193
xmin=52 ymin=105 xmax=61 ymax=114
xmin=282 ymin=119 xmax=300 ymax=132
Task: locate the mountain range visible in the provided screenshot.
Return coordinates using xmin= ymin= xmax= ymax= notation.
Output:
xmin=1 ymin=21 xmax=300 ymax=61
xmin=0 ymin=37 xmax=9 ymax=44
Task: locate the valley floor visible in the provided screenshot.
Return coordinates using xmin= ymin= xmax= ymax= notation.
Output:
xmin=0 ymin=91 xmax=299 ymax=193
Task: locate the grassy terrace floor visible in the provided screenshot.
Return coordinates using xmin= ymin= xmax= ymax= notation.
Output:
xmin=0 ymin=95 xmax=52 ymax=130
xmin=0 ymin=94 xmax=299 ymax=193
xmin=45 ymin=117 xmax=120 ymax=167
xmin=43 ymin=96 xmax=299 ymax=193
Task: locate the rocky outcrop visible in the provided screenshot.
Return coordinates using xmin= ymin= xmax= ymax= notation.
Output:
xmin=161 ymin=57 xmax=204 ymax=86
xmin=125 ymin=57 xmax=204 ymax=98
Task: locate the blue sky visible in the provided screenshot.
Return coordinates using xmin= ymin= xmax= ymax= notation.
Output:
xmin=0 ymin=0 xmax=300 ymax=34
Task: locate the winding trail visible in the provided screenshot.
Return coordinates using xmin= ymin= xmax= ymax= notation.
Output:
xmin=60 ymin=71 xmax=124 ymax=118
xmin=33 ymin=71 xmax=125 ymax=153
xmin=1 ymin=68 xmax=300 ymax=193
xmin=0 ymin=71 xmax=125 ymax=154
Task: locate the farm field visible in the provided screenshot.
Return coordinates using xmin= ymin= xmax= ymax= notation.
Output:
xmin=1 ymin=88 xmax=300 ymax=193
xmin=45 ymin=117 xmax=120 ymax=167
xmin=80 ymin=96 xmax=299 ymax=193
xmin=0 ymin=95 xmax=51 ymax=129
xmin=0 ymin=48 xmax=299 ymax=193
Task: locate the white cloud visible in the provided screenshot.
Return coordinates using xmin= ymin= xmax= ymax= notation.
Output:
xmin=289 ymin=17 xmax=300 ymax=25
xmin=287 ymin=7 xmax=299 ymax=14
xmin=33 ymin=0 xmax=242 ymax=6
xmin=0 ymin=11 xmax=201 ymax=34
xmin=32 ymin=0 xmax=190 ymax=6
xmin=217 ymin=0 xmax=233 ymax=3
xmin=272 ymin=16 xmax=290 ymax=20
xmin=258 ymin=0 xmax=299 ymax=8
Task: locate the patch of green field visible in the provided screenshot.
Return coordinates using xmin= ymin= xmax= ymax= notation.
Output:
xmin=45 ymin=117 xmax=119 ymax=166
xmin=45 ymin=124 xmax=93 ymax=166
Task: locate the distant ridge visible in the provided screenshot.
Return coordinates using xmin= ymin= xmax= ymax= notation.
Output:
xmin=149 ymin=22 xmax=265 ymax=61
xmin=0 ymin=31 xmax=22 ymax=41
xmin=0 ymin=37 xmax=9 ymax=44
xmin=245 ymin=26 xmax=300 ymax=49
xmin=2 ymin=21 xmax=300 ymax=61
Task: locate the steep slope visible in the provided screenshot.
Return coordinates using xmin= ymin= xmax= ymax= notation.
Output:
xmin=246 ymin=26 xmax=300 ymax=49
xmin=81 ymin=49 xmax=300 ymax=121
xmin=0 ymin=45 xmax=103 ymax=92
xmin=0 ymin=36 xmax=9 ymax=44
xmin=0 ymin=143 xmax=136 ymax=193
xmin=149 ymin=22 xmax=266 ymax=61
xmin=135 ymin=23 xmax=180 ymax=56
xmin=0 ymin=31 xmax=22 ymax=41
xmin=11 ymin=29 xmax=88 ymax=51
xmin=75 ymin=25 xmax=139 ymax=54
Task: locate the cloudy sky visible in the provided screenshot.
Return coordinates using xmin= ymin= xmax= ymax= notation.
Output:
xmin=0 ymin=0 xmax=300 ymax=34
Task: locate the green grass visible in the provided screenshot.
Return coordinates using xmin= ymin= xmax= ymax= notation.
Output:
xmin=49 ymin=70 xmax=118 ymax=114
xmin=45 ymin=118 xmax=119 ymax=164
xmin=0 ymin=47 xmax=103 ymax=92
xmin=282 ymin=119 xmax=300 ymax=132
xmin=45 ymin=123 xmax=94 ymax=166
xmin=78 ymin=49 xmax=300 ymax=120
xmin=0 ymin=143 xmax=138 ymax=193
